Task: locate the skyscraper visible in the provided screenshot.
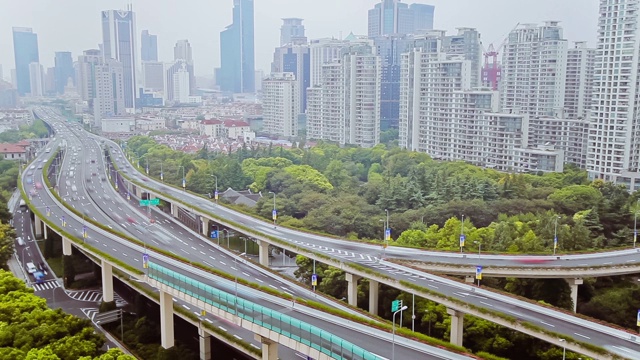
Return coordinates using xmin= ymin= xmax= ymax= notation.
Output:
xmin=28 ymin=62 xmax=44 ymax=97
xmin=76 ymin=49 xmax=102 ymax=102
xmin=101 ymin=8 xmax=137 ymax=108
xmin=174 ymin=40 xmax=195 ymax=95
xmin=54 ymin=51 xmax=74 ymax=94
xmin=140 ymin=30 xmax=158 ymax=62
xmin=142 ymin=61 xmax=164 ymax=91
xmin=272 ymin=41 xmax=310 ymax=113
xmin=12 ymin=27 xmax=39 ymax=96
xmin=263 ymin=73 xmax=299 ymax=137
xmin=367 ymin=0 xmax=434 ymax=37
xmin=93 ymin=59 xmax=125 ymax=126
xmin=219 ymin=0 xmax=255 ymax=93
xmin=564 ymin=41 xmax=595 ymax=120
xmin=587 ymin=0 xmax=640 ymax=187
xmin=500 ymin=22 xmax=568 ymax=117
xmin=280 ymin=18 xmax=305 ymax=45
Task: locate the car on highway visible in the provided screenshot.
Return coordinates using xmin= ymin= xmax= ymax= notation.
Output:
xmin=127 ymin=217 xmax=137 ymax=224
xmin=35 ymin=182 xmax=43 ymax=189
xmin=26 ymin=262 xmax=37 ymax=274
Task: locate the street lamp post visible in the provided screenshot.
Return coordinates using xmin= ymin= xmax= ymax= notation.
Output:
xmin=559 ymin=338 xmax=566 ymax=360
xmin=178 ymin=166 xmax=186 ymax=190
xmin=160 ymin=161 xmax=164 ymax=182
xmin=392 ymin=305 xmax=408 ymax=360
xmin=268 ymin=191 xmax=277 ymax=228
xmin=210 ymin=174 xmax=218 ymax=203
xmin=553 ymin=215 xmax=560 ymax=255
xmin=460 ymin=214 xmax=465 ymax=253
xmin=634 ymin=199 xmax=639 ymax=248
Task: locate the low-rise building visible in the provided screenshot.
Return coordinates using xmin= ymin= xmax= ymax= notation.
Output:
xmin=101 ymin=116 xmax=135 ymax=134
xmin=0 ymin=143 xmax=26 ymax=160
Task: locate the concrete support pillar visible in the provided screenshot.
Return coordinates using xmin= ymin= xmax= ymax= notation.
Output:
xmin=201 ymin=217 xmax=209 ymax=236
xmin=160 ymin=290 xmax=175 ymax=349
xmin=198 ymin=326 xmax=211 ymax=360
xmin=43 ymin=225 xmax=48 ymax=240
xmin=345 ymin=273 xmax=361 ymax=307
xmin=565 ymin=278 xmax=583 ymax=313
xmin=171 ymin=203 xmax=179 ymax=218
xmin=447 ymin=308 xmax=464 ymax=347
xmin=254 ymin=334 xmax=278 ymax=360
xmin=369 ymin=279 xmax=379 ymax=315
xmin=101 ymin=259 xmax=114 ymax=303
xmin=258 ymin=240 xmax=269 ymax=266
xmin=134 ymin=185 xmax=142 ymax=198
xmin=62 ymin=237 xmax=72 ymax=256
xmin=34 ymin=215 xmax=42 ymax=238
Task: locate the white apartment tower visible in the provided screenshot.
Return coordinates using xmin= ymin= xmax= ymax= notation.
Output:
xmin=93 ymin=59 xmax=125 ymax=127
xmin=309 ymin=38 xmax=349 ymax=87
xmin=263 ymin=72 xmax=299 ymax=137
xmin=588 ymin=0 xmax=640 ymax=188
xmin=76 ymin=49 xmax=102 ymax=102
xmin=28 ymin=62 xmax=44 ymax=97
xmin=172 ymin=65 xmax=190 ymax=104
xmin=564 ymin=41 xmax=596 ymax=120
xmin=500 ymin=22 xmax=568 ymax=117
xmin=307 ymin=44 xmax=381 ymax=148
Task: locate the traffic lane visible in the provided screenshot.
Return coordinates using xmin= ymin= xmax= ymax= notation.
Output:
xmin=112 ymin=154 xmax=640 ymax=268
xmin=371 ymin=261 xmax=640 ymax=351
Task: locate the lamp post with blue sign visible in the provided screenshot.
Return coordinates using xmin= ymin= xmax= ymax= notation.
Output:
xmin=553 ymin=215 xmax=560 ymax=255
xmin=210 ymin=174 xmax=218 ymax=203
xmin=460 ymin=214 xmax=465 ymax=253
xmin=268 ymin=191 xmax=277 ymax=228
xmin=476 ymin=266 xmax=483 ymax=287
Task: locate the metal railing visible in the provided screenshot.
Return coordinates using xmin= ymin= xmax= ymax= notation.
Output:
xmin=147 ymin=262 xmax=382 ymax=360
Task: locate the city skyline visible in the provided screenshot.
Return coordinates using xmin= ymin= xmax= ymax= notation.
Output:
xmin=0 ymin=0 xmax=597 ymax=78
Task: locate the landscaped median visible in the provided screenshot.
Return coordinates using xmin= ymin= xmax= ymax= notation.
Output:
xmin=109 ymin=149 xmax=622 ymax=360
xmin=35 ymin=145 xmax=489 ymax=359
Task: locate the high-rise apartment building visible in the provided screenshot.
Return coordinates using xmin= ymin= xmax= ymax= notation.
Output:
xmin=309 ymin=38 xmax=349 ymax=88
xmin=307 ymin=43 xmax=381 ymax=147
xmin=93 ymin=59 xmax=125 ymax=126
xmin=28 ymin=62 xmax=44 ymax=97
xmin=367 ymin=0 xmax=434 ymax=37
xmin=280 ymin=18 xmax=306 ymax=46
xmin=587 ymin=0 xmax=640 ymax=188
xmin=399 ymin=37 xmax=564 ymax=173
xmin=172 ymin=65 xmax=191 ymax=104
xmin=54 ymin=51 xmax=74 ymax=94
xmin=142 ymin=61 xmax=164 ymax=92
xmin=500 ymin=22 xmax=568 ymax=117
xmin=140 ymin=30 xmax=158 ymax=62
xmin=272 ymin=41 xmax=310 ymax=113
xmin=219 ymin=0 xmax=255 ymax=93
xmin=12 ymin=27 xmax=39 ymax=96
xmin=442 ymin=28 xmax=483 ymax=88
xmin=45 ymin=67 xmax=56 ymax=95
xmin=76 ymin=49 xmax=102 ymax=102
xmin=164 ymin=60 xmax=189 ymax=103
xmin=174 ymin=40 xmax=195 ymax=95
xmin=564 ymin=41 xmax=595 ymax=120
xmin=101 ymin=8 xmax=137 ymax=108
xmin=263 ymin=72 xmax=299 ymax=137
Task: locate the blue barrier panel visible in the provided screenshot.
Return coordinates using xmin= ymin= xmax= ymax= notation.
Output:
xmin=147 ymin=262 xmax=383 ymax=360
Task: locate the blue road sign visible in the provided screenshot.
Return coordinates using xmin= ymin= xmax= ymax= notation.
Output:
xmin=459 ymin=234 xmax=466 ymax=247
xmin=272 ymin=209 xmax=277 ymax=220
xmin=311 ymin=274 xmax=318 ymax=286
xmin=385 ymin=228 xmax=391 ymax=241
xmin=210 ymin=230 xmax=218 ymax=239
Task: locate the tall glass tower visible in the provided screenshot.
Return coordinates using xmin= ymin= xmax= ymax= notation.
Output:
xmin=54 ymin=51 xmax=74 ymax=94
xmin=12 ymin=27 xmax=39 ymax=96
xmin=101 ymin=8 xmax=137 ymax=108
xmin=219 ymin=0 xmax=255 ymax=93
xmin=140 ymin=30 xmax=158 ymax=62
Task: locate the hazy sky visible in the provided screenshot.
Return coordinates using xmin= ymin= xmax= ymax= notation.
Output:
xmin=0 ymin=0 xmax=599 ymax=78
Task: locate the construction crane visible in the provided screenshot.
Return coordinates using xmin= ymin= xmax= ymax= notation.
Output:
xmin=482 ymin=23 xmax=520 ymax=90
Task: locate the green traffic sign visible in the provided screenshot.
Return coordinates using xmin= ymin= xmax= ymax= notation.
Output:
xmin=391 ymin=299 xmax=401 ymax=312
xmin=139 ymin=198 xmax=160 ymax=206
